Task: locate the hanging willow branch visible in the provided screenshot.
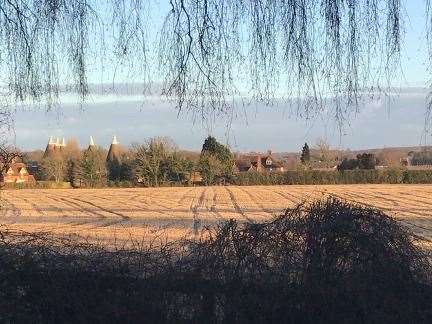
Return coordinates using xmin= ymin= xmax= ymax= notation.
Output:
xmin=425 ymin=0 xmax=432 ymax=132
xmin=160 ymin=0 xmax=405 ymax=123
xmin=0 ymin=0 xmax=411 ymax=124
xmin=0 ymin=0 xmax=147 ymax=107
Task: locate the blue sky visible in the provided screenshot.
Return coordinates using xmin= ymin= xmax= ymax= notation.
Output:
xmin=12 ymin=88 xmax=431 ymax=152
xmin=10 ymin=1 xmax=432 ymax=152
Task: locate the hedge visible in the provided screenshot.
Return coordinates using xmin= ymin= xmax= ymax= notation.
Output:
xmin=1 ymin=181 xmax=72 ymax=190
xmin=5 ymin=170 xmax=432 ymax=189
xmin=233 ymin=169 xmax=432 ymax=185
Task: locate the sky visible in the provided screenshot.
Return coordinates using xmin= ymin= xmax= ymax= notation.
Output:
xmin=11 ymin=87 xmax=431 ymax=152
xmin=8 ymin=1 xmax=432 ymax=152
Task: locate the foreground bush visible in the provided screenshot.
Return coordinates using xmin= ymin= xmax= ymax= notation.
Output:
xmin=0 ymin=199 xmax=431 ymax=323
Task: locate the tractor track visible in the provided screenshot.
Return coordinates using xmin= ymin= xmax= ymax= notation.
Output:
xmin=46 ymin=195 xmax=108 ymax=225
xmin=209 ymin=188 xmax=225 ymax=221
xmin=71 ymin=197 xmax=130 ymax=220
xmin=225 ymin=187 xmax=253 ymax=222
xmin=237 ymin=186 xmax=275 ymax=217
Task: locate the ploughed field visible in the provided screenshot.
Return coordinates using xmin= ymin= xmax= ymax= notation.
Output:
xmin=1 ymin=185 xmax=432 ymax=245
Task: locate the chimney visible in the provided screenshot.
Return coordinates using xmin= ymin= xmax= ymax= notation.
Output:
xmin=256 ymin=154 xmax=262 ymax=171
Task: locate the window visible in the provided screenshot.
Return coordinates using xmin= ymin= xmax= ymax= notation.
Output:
xmin=266 ymin=158 xmax=272 ymax=166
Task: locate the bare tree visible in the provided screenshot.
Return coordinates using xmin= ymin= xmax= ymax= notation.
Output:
xmin=0 ymin=144 xmax=21 ymax=175
xmin=40 ymin=155 xmax=66 ymax=183
xmin=64 ymin=138 xmax=81 ymax=160
xmin=315 ymin=138 xmax=332 ymax=162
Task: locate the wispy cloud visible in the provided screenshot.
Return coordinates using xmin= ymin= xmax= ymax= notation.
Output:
xmin=10 ymin=87 xmax=431 ymax=152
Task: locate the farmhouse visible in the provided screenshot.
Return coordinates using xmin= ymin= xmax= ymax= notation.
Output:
xmin=235 ymin=151 xmax=284 ymax=173
xmin=1 ymin=162 xmax=36 ymax=184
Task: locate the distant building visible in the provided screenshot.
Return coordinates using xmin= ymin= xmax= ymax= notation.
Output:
xmin=234 ymin=151 xmax=284 ymax=173
xmin=107 ymin=136 xmax=121 ymax=163
xmin=43 ymin=136 xmax=65 ymax=157
xmin=87 ymin=136 xmax=97 ymax=152
xmin=1 ymin=162 xmax=36 ymax=184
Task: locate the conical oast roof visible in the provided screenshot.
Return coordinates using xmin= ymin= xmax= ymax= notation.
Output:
xmin=58 ymin=137 xmax=66 ymax=150
xmin=44 ymin=136 xmax=57 ymax=157
xmin=87 ymin=136 xmax=96 ymax=152
xmin=107 ymin=135 xmax=120 ymax=163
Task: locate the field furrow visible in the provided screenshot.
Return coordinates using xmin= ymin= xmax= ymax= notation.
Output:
xmin=1 ymin=185 xmax=432 ymax=245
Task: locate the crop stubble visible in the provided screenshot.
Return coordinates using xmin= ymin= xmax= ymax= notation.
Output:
xmin=1 ymin=184 xmax=432 ymax=246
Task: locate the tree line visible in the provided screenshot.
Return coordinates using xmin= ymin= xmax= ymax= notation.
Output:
xmin=33 ymin=136 xmax=235 ymax=188
xmin=21 ymin=138 xmax=432 ymax=188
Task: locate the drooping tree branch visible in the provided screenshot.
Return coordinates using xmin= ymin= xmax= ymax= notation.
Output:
xmin=159 ymin=0 xmax=405 ymax=124
xmin=0 ymin=0 xmax=148 ymax=107
xmin=0 ymin=0 xmax=413 ymax=125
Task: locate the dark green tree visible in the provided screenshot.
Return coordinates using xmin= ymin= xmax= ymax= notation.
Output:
xmin=198 ymin=153 xmax=225 ymax=186
xmin=199 ymin=136 xmax=234 ymax=185
xmin=300 ymin=143 xmax=311 ymax=164
xmin=201 ymin=136 xmax=233 ymax=164
xmin=357 ymin=153 xmax=377 ymax=170
xmin=132 ymin=138 xmax=170 ymax=187
xmin=164 ymin=153 xmax=194 ymax=184
xmin=119 ymin=154 xmax=134 ymax=183
xmin=202 ymin=136 xmax=219 ymax=154
xmin=132 ymin=137 xmax=193 ymax=187
xmin=65 ymin=157 xmax=83 ymax=187
xmin=337 ymin=158 xmax=359 ymax=171
xmin=81 ymin=148 xmax=107 ymax=187
xmin=107 ymin=159 xmax=122 ymax=182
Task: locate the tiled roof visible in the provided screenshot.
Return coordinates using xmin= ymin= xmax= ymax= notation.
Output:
xmin=235 ymin=153 xmax=284 ymax=171
xmin=9 ymin=163 xmax=27 ymax=175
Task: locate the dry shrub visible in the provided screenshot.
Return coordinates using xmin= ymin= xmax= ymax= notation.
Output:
xmin=0 ymin=198 xmax=431 ymax=323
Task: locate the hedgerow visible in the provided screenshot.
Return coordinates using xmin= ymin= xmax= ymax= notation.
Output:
xmin=233 ymin=169 xmax=432 ymax=185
